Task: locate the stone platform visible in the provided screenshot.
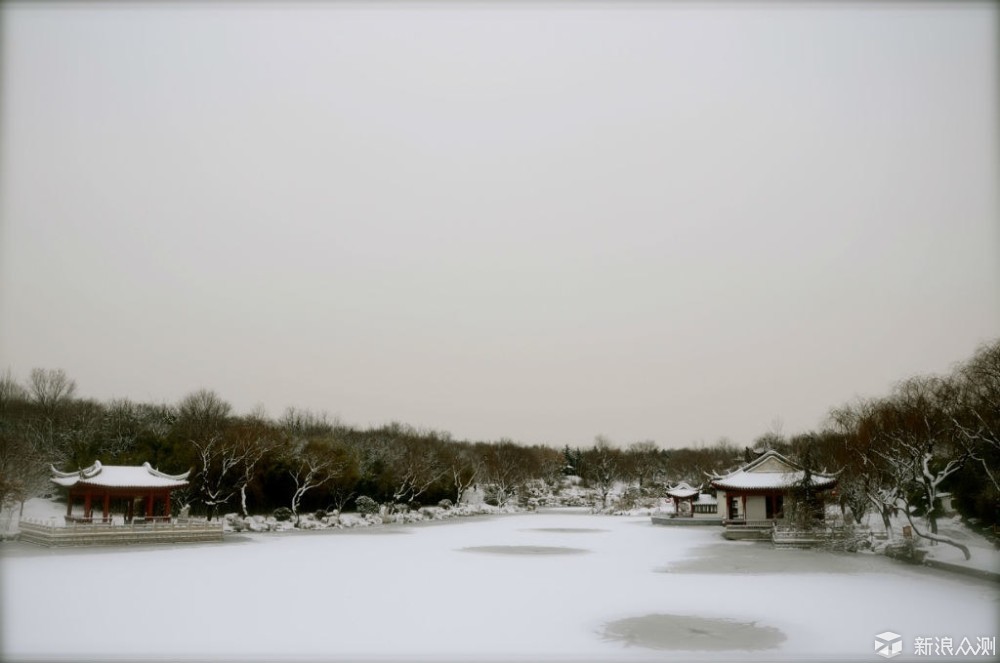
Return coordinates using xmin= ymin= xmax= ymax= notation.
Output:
xmin=17 ymin=518 xmax=224 ymax=547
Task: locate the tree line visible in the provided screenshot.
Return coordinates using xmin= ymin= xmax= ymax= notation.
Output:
xmin=0 ymin=374 xmax=666 ymax=520
xmin=1 ymin=339 xmax=997 ymax=543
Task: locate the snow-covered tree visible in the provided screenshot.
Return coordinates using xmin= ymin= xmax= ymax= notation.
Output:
xmin=950 ymin=341 xmax=1000 ymax=494
xmin=833 ymin=379 xmax=976 ymax=558
xmin=446 ymin=444 xmax=481 ymax=506
xmin=481 ymin=440 xmax=530 ymax=508
xmin=387 ymin=439 xmax=447 ymax=510
xmin=876 ymin=379 xmax=974 ymax=537
xmin=285 ymin=438 xmax=343 ymax=522
xmin=230 ymin=417 xmax=281 ymax=517
xmin=580 ymin=436 xmax=622 ymax=509
xmin=192 ymin=435 xmax=249 ymax=521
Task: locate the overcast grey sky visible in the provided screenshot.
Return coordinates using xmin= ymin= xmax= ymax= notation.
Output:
xmin=1 ymin=2 xmax=997 ymax=449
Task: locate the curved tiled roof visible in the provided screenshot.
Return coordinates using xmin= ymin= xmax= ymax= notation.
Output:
xmin=665 ymin=482 xmax=701 ymax=499
xmin=709 ymin=450 xmax=837 ymax=492
xmin=51 ymin=461 xmax=190 ymax=489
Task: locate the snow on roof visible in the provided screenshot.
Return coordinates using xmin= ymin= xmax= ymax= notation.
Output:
xmin=51 ymin=461 xmax=190 ymax=489
xmin=665 ymin=482 xmax=701 ymax=499
xmin=709 ymin=450 xmax=837 ymax=492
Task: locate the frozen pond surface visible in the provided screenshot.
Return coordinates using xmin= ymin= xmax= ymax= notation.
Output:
xmin=2 ymin=511 xmax=997 ymax=661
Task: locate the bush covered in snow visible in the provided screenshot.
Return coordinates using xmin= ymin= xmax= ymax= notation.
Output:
xmin=213 ymin=496 xmax=527 ymax=535
xmin=884 ymin=537 xmax=922 ymax=563
xmin=518 ymin=479 xmax=554 ymax=511
xmin=223 ymin=513 xmax=245 ymax=532
xmin=296 ymin=515 xmax=321 ymax=529
xmin=611 ymin=487 xmax=643 ymax=512
xmin=355 ymin=496 xmax=378 ymax=515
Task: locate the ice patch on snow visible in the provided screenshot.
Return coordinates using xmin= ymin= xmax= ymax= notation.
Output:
xmin=521 ymin=527 xmax=609 ymax=533
xmin=601 ymin=614 xmax=786 ymax=651
xmin=459 ymin=545 xmax=590 ymax=555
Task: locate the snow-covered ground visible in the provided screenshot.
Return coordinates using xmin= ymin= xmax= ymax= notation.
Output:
xmin=2 ymin=507 xmax=997 ymax=662
xmin=914 ymin=516 xmax=999 ymax=574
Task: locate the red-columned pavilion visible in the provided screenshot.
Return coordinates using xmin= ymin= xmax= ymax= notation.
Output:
xmin=51 ymin=461 xmax=190 ymax=524
xmin=664 ymin=482 xmax=701 ymax=517
xmin=709 ymin=449 xmax=837 ymax=526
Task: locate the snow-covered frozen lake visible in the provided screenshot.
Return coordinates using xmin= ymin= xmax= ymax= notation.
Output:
xmin=2 ymin=511 xmax=997 ymax=661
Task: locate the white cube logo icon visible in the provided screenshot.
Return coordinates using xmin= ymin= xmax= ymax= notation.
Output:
xmin=875 ymin=631 xmax=902 ymax=658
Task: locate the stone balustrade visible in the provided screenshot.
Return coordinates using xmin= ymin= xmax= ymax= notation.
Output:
xmin=17 ymin=518 xmax=224 ymax=547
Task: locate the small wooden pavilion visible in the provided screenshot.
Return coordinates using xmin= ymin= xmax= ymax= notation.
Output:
xmin=51 ymin=461 xmax=190 ymax=524
xmin=665 ymin=482 xmax=701 ymax=517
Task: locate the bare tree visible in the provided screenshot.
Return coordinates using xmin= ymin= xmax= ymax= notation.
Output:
xmin=176 ymin=390 xmax=236 ymax=519
xmin=279 ymin=407 xmax=338 ymax=438
xmin=481 ymin=440 xmax=529 ymax=508
xmin=28 ymin=368 xmax=77 ymax=419
xmin=622 ymin=440 xmax=665 ymax=491
xmin=177 ymin=390 xmax=231 ymax=434
xmin=192 ymin=435 xmax=248 ymax=521
xmin=950 ymin=340 xmax=1000 ymax=492
xmin=446 ymin=444 xmax=481 ymax=506
xmin=0 ymin=369 xmax=27 ymax=413
xmin=668 ymin=438 xmax=739 ymax=485
xmin=581 ymin=436 xmax=622 ymax=509
xmin=229 ymin=417 xmax=282 ymax=517
xmin=831 ymin=399 xmax=899 ymax=538
xmin=327 ymin=485 xmax=357 ymax=516
xmin=387 ymin=439 xmax=447 ymax=510
xmin=286 ymin=438 xmax=342 ymax=522
xmin=0 ymin=426 xmax=49 ymax=529
xmin=877 ymin=378 xmax=974 ymax=538
xmin=832 ymin=382 xmax=975 ymax=558
xmin=352 ymin=431 xmax=404 ymax=504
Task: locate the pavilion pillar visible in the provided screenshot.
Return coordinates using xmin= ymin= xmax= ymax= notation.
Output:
xmin=741 ymin=494 xmax=747 ymax=520
xmin=165 ymin=492 xmax=171 ymax=520
xmin=146 ymin=492 xmax=154 ymax=519
xmin=103 ymin=493 xmax=110 ymax=523
xmin=84 ymin=491 xmax=92 ymax=520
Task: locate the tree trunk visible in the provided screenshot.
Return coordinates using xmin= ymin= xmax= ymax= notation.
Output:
xmin=881 ymin=510 xmax=893 ymax=540
xmin=903 ymin=508 xmax=970 ymax=560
